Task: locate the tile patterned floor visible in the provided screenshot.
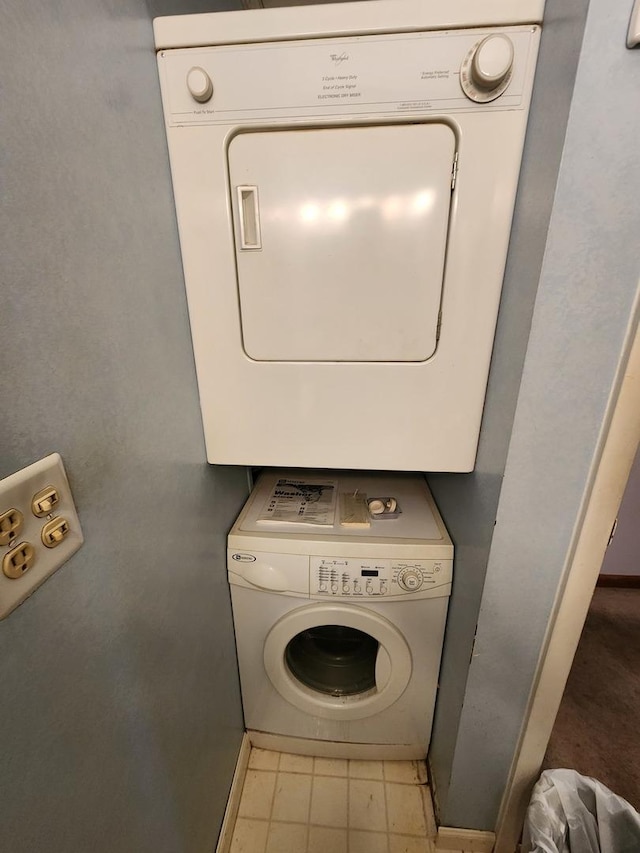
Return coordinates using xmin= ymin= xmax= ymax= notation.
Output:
xmin=230 ymin=749 xmax=438 ymax=853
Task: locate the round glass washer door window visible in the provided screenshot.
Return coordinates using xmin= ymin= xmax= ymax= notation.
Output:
xmin=285 ymin=625 xmax=378 ymax=697
xmin=263 ymin=603 xmax=412 ymax=721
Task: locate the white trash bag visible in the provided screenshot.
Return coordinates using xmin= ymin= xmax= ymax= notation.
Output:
xmin=523 ymin=769 xmax=640 ymax=853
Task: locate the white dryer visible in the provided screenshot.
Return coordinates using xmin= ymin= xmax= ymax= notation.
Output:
xmin=227 ymin=470 xmax=453 ymax=759
xmin=155 ymin=0 xmax=542 ymax=472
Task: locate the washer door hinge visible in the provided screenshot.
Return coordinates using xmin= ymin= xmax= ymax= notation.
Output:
xmin=451 ymin=151 xmax=459 ymax=191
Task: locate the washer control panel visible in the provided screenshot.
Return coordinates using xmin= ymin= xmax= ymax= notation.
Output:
xmin=310 ymin=557 xmax=450 ymax=599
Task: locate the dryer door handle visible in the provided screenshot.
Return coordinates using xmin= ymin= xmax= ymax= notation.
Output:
xmin=236 ymin=561 xmax=290 ymax=592
xmin=237 ymin=185 xmax=262 ymax=250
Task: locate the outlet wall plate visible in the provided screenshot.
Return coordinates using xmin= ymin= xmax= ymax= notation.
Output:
xmin=0 ymin=453 xmax=83 ymax=619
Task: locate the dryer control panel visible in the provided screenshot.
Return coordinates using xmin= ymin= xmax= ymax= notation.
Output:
xmin=310 ymin=557 xmax=451 ymax=599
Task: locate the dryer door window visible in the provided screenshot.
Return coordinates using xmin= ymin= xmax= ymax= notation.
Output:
xmin=285 ymin=625 xmax=378 ymax=697
xmin=264 ymin=603 xmax=412 ymax=721
xmin=228 ymin=122 xmax=456 ymax=362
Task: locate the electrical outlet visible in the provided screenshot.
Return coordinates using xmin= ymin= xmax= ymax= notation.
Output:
xmin=0 ymin=508 xmax=24 ymax=546
xmin=0 ymin=454 xmax=83 ymax=619
xmin=3 ymin=542 xmax=36 ymax=579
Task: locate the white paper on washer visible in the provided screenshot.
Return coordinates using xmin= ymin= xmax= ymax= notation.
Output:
xmin=258 ymin=478 xmax=337 ymax=525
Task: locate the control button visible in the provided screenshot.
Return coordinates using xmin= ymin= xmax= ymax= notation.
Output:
xmin=319 ymin=582 xmax=327 ymax=592
xmin=472 ymin=35 xmax=513 ymax=88
xmin=397 ymin=568 xmax=424 ymax=592
xmin=354 ymin=581 xmax=362 ymax=593
xmin=380 ymin=581 xmax=388 ymax=594
xmin=460 ymin=34 xmax=514 ymax=103
xmin=331 ymin=582 xmax=338 ymax=594
xmin=342 ymin=583 xmax=350 ymax=594
xmin=366 ymin=582 xmax=373 ymax=595
xmin=186 ymin=66 xmax=214 ymax=103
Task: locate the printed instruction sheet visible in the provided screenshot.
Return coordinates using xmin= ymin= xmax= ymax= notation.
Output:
xmin=258 ymin=477 xmax=337 ymax=525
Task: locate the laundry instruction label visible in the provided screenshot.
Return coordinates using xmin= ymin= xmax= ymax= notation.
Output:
xmin=258 ymin=478 xmax=337 ymax=525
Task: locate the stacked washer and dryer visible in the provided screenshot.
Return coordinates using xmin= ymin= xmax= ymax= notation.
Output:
xmin=154 ymin=0 xmax=542 ymax=757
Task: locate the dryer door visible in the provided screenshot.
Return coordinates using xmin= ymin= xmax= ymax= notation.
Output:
xmin=228 ymin=122 xmax=456 ymax=362
xmin=263 ymin=602 xmax=412 ymax=720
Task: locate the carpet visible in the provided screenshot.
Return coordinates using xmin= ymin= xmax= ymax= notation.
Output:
xmin=542 ymin=587 xmax=640 ymax=809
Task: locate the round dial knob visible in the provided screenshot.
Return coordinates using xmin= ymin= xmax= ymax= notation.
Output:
xmin=186 ymin=66 xmax=213 ymax=103
xmin=472 ymin=35 xmax=514 ymax=88
xmin=397 ymin=568 xmax=424 ymax=592
xmin=460 ymin=35 xmax=514 ymax=103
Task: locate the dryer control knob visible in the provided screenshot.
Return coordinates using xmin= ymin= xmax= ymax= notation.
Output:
xmin=471 ymin=35 xmax=514 ymax=88
xmin=461 ymin=35 xmax=514 ymax=103
xmin=397 ymin=568 xmax=423 ymax=592
xmin=186 ymin=66 xmax=213 ymax=103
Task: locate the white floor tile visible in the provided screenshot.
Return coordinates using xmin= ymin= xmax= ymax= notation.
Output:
xmin=349 ymin=759 xmax=384 ymax=780
xmin=308 ymin=826 xmax=348 ymax=853
xmin=349 ymin=779 xmax=387 ymax=832
xmin=232 ymin=750 xmax=438 ymax=853
xmin=421 ymin=787 xmax=437 ymax=839
xmin=386 ymin=783 xmax=427 ymax=836
xmin=389 ymin=834 xmax=434 ymax=853
xmin=384 ymin=761 xmax=426 ymax=785
xmin=279 ymin=752 xmax=315 ymax=774
xmin=271 ymin=772 xmax=312 ymax=823
xmin=265 ymin=821 xmax=308 ymax=853
xmin=238 ymin=770 xmax=277 ymax=821
xmin=249 ymin=748 xmax=280 ymax=771
xmin=348 ymin=829 xmax=389 ymax=853
xmin=313 ymin=757 xmax=349 ymax=777
xmin=230 ymin=818 xmax=269 ymax=853
xmin=309 ymin=775 xmax=348 ymax=827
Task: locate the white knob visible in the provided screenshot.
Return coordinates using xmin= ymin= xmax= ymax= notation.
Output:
xmin=471 ymin=35 xmax=514 ymax=90
xmin=368 ymin=497 xmax=397 ymax=515
xmin=398 ymin=568 xmax=423 ymax=592
xmin=368 ymin=499 xmax=386 ymax=515
xmin=186 ymin=66 xmax=213 ymax=103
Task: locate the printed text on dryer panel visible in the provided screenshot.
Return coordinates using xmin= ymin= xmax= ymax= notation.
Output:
xmin=318 ymin=75 xmax=361 ymax=100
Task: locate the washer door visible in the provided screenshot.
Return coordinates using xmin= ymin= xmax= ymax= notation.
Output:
xmin=263 ymin=603 xmax=412 ymax=721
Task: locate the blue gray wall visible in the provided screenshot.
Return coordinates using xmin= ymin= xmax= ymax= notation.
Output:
xmin=0 ymin=2 xmax=248 ymax=852
xmin=427 ymin=0 xmax=590 ymax=816
xmin=600 ymin=445 xmax=640 ymax=575
xmin=437 ymin=0 xmax=640 ymax=829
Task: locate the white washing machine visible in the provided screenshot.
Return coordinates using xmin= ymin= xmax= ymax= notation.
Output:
xmin=227 ymin=469 xmax=453 ymax=759
xmin=154 ymin=0 xmax=542 ymax=472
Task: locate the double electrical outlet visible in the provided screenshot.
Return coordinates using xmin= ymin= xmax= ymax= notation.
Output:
xmin=0 ymin=453 xmax=83 ymax=619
